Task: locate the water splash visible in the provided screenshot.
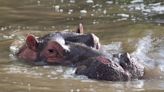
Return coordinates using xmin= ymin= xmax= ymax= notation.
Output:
xmin=131 ymin=0 xmax=143 ymax=4
xmin=128 ymin=2 xmax=164 ymax=16
xmin=86 ymin=0 xmax=94 ymax=4
xmin=9 ymin=35 xmax=26 ymax=60
xmin=130 ymin=34 xmax=164 ymax=79
xmin=101 ymin=33 xmax=164 ymax=79
xmin=131 ymin=34 xmax=153 ymax=63
xmin=100 ymin=42 xmax=123 ymax=59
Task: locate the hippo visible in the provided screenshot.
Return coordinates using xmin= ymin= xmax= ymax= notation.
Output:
xmin=17 ymin=24 xmax=100 ymax=64
xmin=16 ymin=24 xmax=144 ymax=81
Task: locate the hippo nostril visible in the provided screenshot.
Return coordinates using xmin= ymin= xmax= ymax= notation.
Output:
xmin=48 ymin=49 xmax=54 ymax=53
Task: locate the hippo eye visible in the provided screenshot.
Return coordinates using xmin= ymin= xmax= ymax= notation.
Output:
xmin=48 ymin=49 xmax=54 ymax=53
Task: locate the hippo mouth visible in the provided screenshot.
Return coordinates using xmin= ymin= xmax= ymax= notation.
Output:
xmin=47 ymin=57 xmax=63 ymax=63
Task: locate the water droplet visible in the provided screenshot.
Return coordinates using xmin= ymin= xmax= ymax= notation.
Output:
xmin=91 ymin=13 xmax=94 ymax=16
xmin=80 ymin=10 xmax=87 ymax=16
xmin=68 ymin=9 xmax=73 ymax=14
xmin=117 ymin=14 xmax=129 ymax=18
xmin=61 ymin=0 xmax=64 ymax=3
xmin=37 ymin=0 xmax=40 ymax=4
xmin=1 ymin=27 xmax=5 ymax=31
xmin=103 ymin=9 xmax=107 ymax=14
xmin=69 ymin=0 xmax=75 ymax=3
xmin=28 ymin=83 xmax=31 ymax=91
xmin=86 ymin=0 xmax=94 ymax=4
xmin=54 ymin=5 xmax=60 ymax=12
xmin=106 ymin=1 xmax=113 ymax=4
xmin=59 ymin=9 xmax=63 ymax=13
xmin=70 ymin=89 xmax=74 ymax=92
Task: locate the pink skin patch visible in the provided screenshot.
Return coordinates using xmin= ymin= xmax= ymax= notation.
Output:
xmin=17 ymin=35 xmax=38 ymax=62
xmin=18 ymin=45 xmax=37 ymax=62
xmin=77 ymin=23 xmax=84 ymax=34
xmin=26 ymin=35 xmax=38 ymax=51
xmin=96 ymin=56 xmax=111 ymax=65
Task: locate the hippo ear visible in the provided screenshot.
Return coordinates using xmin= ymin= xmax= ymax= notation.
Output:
xmin=26 ymin=35 xmax=38 ymax=51
xmin=76 ymin=23 xmax=84 ymax=34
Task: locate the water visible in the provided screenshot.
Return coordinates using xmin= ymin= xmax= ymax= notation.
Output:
xmin=0 ymin=0 xmax=164 ymax=92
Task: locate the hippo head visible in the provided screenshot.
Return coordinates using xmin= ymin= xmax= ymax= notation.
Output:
xmin=17 ymin=34 xmax=68 ymax=64
xmin=16 ymin=23 xmax=101 ymax=65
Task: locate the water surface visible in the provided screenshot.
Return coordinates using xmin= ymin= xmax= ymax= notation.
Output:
xmin=0 ymin=0 xmax=164 ymax=92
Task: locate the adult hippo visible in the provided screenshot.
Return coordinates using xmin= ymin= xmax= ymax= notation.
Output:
xmin=17 ymin=24 xmax=100 ymax=63
xmin=16 ymin=24 xmax=144 ymax=81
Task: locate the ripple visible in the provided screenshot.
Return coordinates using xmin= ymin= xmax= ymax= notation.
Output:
xmin=131 ymin=0 xmax=143 ymax=4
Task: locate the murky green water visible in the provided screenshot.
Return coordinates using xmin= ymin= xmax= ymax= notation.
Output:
xmin=0 ymin=0 xmax=164 ymax=92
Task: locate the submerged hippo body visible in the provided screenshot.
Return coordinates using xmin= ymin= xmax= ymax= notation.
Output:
xmin=74 ymin=52 xmax=144 ymax=81
xmin=16 ymin=24 xmax=144 ymax=81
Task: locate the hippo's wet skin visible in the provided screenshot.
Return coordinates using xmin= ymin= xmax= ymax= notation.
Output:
xmin=17 ymin=24 xmax=100 ymax=64
xmin=16 ymin=24 xmax=144 ymax=81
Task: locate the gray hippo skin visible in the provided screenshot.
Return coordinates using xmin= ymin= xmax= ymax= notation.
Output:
xmin=16 ymin=24 xmax=144 ymax=81
xmin=75 ymin=52 xmax=144 ymax=81
xmin=17 ymin=24 xmax=100 ymax=64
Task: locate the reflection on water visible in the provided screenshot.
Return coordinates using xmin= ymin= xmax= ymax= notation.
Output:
xmin=0 ymin=0 xmax=164 ymax=92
